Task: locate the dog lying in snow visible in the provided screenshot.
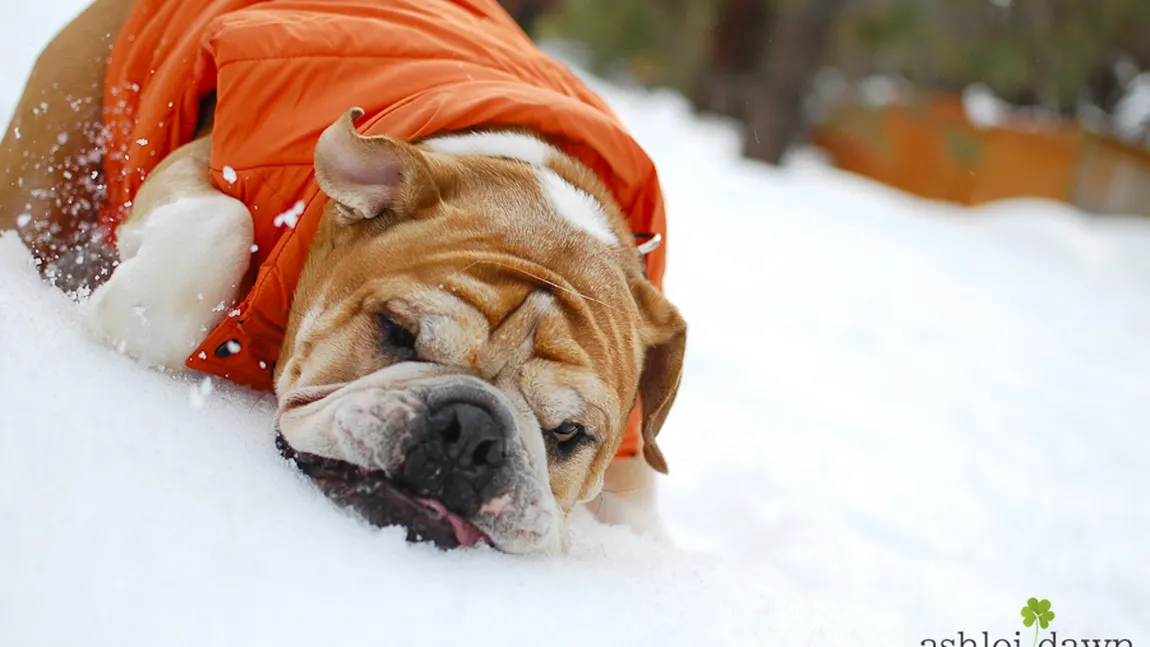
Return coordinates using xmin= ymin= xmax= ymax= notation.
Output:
xmin=0 ymin=0 xmax=686 ymax=555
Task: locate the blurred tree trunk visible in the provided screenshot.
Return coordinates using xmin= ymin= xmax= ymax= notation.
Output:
xmin=499 ymin=0 xmax=559 ymax=37
xmin=690 ymin=0 xmax=773 ymax=119
xmin=743 ymin=0 xmax=846 ymax=164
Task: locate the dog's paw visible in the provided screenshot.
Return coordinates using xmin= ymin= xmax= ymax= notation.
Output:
xmin=589 ymin=458 xmax=673 ymax=543
xmin=88 ymin=195 xmax=254 ymax=369
xmin=591 ymin=492 xmax=672 ymax=543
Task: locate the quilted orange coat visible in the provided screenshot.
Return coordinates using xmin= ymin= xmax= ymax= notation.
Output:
xmin=100 ymin=0 xmax=667 ymax=459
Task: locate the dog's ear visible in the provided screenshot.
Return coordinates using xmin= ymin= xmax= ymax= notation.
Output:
xmin=313 ymin=107 xmax=438 ymax=223
xmin=631 ymin=278 xmax=687 ymax=475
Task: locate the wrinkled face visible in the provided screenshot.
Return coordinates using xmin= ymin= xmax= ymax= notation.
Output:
xmin=273 ymin=110 xmax=686 ymax=555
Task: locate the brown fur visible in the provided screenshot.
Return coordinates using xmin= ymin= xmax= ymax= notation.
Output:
xmin=0 ymin=0 xmax=135 ymax=272
xmin=279 ymin=112 xmax=685 ymax=512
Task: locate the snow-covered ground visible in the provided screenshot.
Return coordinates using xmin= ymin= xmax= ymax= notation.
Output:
xmin=3 ymin=3 xmax=1150 ymax=645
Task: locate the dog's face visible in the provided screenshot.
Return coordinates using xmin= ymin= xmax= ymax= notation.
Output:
xmin=273 ymin=110 xmax=686 ymax=554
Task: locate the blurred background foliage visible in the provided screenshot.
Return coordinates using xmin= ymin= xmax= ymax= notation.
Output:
xmin=836 ymin=0 xmax=1150 ymax=114
xmin=503 ymin=0 xmax=1150 ymax=165
xmin=533 ymin=0 xmax=714 ymax=91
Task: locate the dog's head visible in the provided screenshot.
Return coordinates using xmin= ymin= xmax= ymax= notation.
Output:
xmin=273 ymin=109 xmax=686 ymax=554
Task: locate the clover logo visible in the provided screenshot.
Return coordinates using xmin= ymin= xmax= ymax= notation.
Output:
xmin=1021 ymin=598 xmax=1055 ymax=647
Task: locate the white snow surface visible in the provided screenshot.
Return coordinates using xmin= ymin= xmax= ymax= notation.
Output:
xmin=1115 ymin=72 xmax=1150 ymax=143
xmin=3 ymin=5 xmax=1150 ymax=645
xmin=962 ymin=83 xmax=1009 ymax=128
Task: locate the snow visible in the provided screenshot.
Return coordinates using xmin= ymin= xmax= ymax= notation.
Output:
xmin=1115 ymin=73 xmax=1150 ymax=143
xmin=963 ymin=83 xmax=1008 ymax=128
xmin=3 ymin=5 xmax=1150 ymax=646
xmin=273 ymin=200 xmax=305 ymax=228
xmin=858 ymin=74 xmax=912 ymax=107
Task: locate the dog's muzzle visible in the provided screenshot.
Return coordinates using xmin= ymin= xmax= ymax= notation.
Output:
xmin=275 ymin=366 xmax=560 ymax=553
xmin=276 ymin=432 xmax=491 ymax=549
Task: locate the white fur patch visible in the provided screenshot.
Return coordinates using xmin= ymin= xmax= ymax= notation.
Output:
xmin=88 ymin=195 xmax=254 ymax=369
xmin=537 ymin=169 xmax=617 ymax=244
xmin=423 ymin=131 xmax=618 ymax=245
xmin=422 ymin=131 xmax=554 ymax=167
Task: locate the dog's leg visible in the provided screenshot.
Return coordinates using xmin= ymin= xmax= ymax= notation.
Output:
xmin=88 ymin=137 xmax=254 ymax=370
xmin=0 ymin=0 xmax=136 ymax=286
xmin=590 ymin=457 xmax=672 ymax=542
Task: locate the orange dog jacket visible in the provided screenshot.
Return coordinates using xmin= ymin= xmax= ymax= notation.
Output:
xmin=100 ymin=0 xmax=667 ymax=460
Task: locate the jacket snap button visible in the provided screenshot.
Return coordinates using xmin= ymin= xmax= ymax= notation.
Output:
xmin=214 ymin=340 xmax=242 ymax=358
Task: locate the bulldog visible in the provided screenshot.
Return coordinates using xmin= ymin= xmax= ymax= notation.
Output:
xmin=0 ymin=0 xmax=687 ymax=555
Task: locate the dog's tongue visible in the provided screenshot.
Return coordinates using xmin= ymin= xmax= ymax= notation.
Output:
xmin=415 ymin=498 xmax=488 ymax=548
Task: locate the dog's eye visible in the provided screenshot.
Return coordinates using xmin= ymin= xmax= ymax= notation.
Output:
xmin=377 ymin=313 xmax=416 ymax=349
xmin=552 ymin=422 xmax=585 ymax=443
xmin=549 ymin=422 xmax=591 ymax=459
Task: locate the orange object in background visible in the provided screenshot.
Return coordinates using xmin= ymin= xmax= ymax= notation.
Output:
xmin=812 ymin=94 xmax=1150 ymax=217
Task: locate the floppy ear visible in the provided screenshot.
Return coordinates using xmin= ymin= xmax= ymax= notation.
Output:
xmin=313 ymin=107 xmax=437 ymax=223
xmin=631 ymin=278 xmax=688 ymax=475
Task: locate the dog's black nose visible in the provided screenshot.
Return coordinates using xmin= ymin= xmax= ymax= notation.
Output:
xmin=398 ymin=402 xmax=506 ymax=516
